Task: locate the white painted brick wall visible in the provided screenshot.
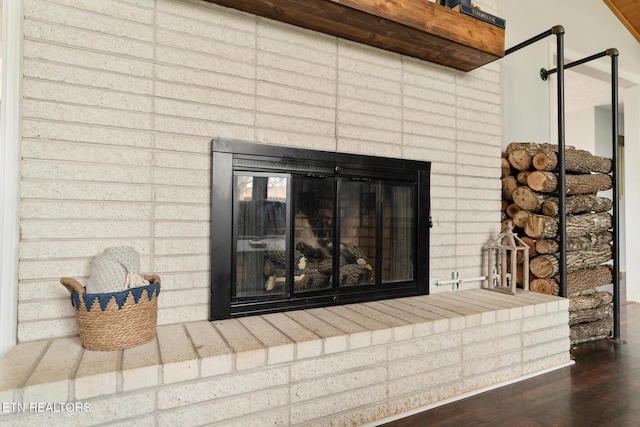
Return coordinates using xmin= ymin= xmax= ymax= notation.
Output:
xmin=17 ymin=0 xmax=503 ymax=341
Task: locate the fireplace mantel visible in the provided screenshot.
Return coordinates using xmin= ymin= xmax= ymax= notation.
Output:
xmin=204 ymin=0 xmax=505 ymax=72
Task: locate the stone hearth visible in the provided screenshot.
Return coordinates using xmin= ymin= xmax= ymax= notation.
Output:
xmin=1 ymin=289 xmax=570 ymax=426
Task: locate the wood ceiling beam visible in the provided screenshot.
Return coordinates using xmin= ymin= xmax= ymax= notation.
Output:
xmin=603 ymin=0 xmax=640 ymax=43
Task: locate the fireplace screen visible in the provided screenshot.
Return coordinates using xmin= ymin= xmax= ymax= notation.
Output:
xmin=210 ymin=140 xmax=430 ymax=320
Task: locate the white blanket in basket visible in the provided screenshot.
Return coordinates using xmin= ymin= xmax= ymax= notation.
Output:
xmin=86 ymin=246 xmax=149 ymax=293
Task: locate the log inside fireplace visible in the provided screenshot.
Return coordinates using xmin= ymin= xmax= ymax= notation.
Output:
xmin=210 ymin=139 xmax=431 ymax=320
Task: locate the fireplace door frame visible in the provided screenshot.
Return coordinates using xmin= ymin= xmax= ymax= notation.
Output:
xmin=210 ymin=139 xmax=431 ymax=320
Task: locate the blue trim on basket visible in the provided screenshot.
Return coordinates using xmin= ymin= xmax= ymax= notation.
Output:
xmin=113 ymin=291 xmax=129 ymax=310
xmin=71 ymin=281 xmax=161 ymax=312
xmin=131 ymin=286 xmax=145 ymax=303
xmin=70 ymin=291 xmax=81 ymax=310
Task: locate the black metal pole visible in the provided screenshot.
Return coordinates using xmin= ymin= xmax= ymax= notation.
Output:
xmin=540 ymin=50 xmax=608 ymax=80
xmin=556 ymin=29 xmax=567 ymax=298
xmin=504 ymin=25 xmax=564 ymax=56
xmin=610 ymin=49 xmax=621 ymax=341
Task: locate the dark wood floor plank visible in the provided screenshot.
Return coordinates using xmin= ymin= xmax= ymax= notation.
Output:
xmin=382 ymin=302 xmax=640 ymax=427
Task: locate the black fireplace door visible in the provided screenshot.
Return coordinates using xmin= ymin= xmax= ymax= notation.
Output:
xmin=210 ymin=140 xmax=430 ymax=320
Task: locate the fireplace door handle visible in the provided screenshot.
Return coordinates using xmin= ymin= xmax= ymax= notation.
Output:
xmin=249 ymin=239 xmax=267 ymax=248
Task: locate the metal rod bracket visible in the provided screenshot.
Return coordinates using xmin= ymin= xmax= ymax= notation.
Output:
xmin=540 ymin=68 xmax=550 ymax=81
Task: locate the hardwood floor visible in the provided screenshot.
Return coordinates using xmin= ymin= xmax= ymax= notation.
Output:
xmin=381 ymin=302 xmax=640 ymax=427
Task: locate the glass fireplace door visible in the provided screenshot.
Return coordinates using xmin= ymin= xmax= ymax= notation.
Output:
xmin=212 ymin=139 xmax=430 ymax=320
xmin=381 ymin=182 xmax=415 ymax=283
xmin=292 ymin=176 xmax=334 ymax=292
xmin=232 ymin=173 xmax=418 ymax=300
xmin=338 ymin=179 xmax=376 ymax=287
xmin=234 ymin=173 xmax=289 ymax=298
xmin=337 ymin=179 xmax=416 ymax=288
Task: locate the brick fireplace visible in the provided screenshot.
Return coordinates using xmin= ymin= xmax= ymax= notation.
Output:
xmin=15 ymin=0 xmax=505 ymax=343
xmin=0 ymin=0 xmax=572 ymax=425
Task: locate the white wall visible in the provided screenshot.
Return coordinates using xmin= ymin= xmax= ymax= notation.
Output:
xmin=500 ymin=40 xmax=552 ymax=145
xmin=625 ymin=86 xmax=640 ymax=302
xmin=566 ymin=108 xmax=596 ymax=152
xmin=0 ymin=0 xmax=21 ymax=360
xmin=594 ymin=107 xmax=626 ymax=272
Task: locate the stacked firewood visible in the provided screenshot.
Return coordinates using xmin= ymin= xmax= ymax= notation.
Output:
xmin=501 ymin=142 xmax=614 ymax=344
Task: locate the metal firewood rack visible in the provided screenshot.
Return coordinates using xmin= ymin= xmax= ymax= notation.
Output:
xmin=504 ymin=27 xmax=622 ymax=341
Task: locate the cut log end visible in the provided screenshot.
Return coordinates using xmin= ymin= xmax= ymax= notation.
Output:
xmin=541 ymin=200 xmax=558 ymax=217
xmin=530 ymin=254 xmax=559 ymax=279
xmin=502 ymin=176 xmax=519 ymax=201
xmin=532 ymin=152 xmax=552 ymax=171
xmin=520 ymin=236 xmax=537 ymax=256
xmin=508 ymin=149 xmax=532 ymax=171
xmin=512 ymin=210 xmax=531 ymax=229
xmin=506 ymin=204 xmax=521 ymax=218
xmin=530 ymin=278 xmax=559 ymax=296
xmin=527 ymin=171 xmax=555 ymax=193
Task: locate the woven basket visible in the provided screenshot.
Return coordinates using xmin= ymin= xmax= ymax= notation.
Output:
xmin=60 ymin=275 xmax=161 ymax=351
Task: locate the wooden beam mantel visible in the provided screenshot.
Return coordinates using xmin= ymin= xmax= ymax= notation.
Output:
xmin=204 ymin=0 xmax=505 ymax=71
